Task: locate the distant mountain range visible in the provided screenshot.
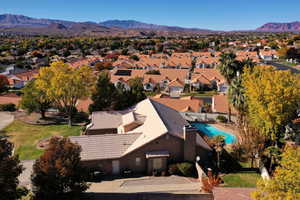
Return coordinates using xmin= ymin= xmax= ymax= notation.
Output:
xmin=256 ymin=21 xmax=300 ymax=32
xmin=99 ymin=19 xmax=212 ymax=32
xmin=0 ymin=14 xmax=216 ymax=36
xmin=0 ymin=14 xmax=299 ymax=36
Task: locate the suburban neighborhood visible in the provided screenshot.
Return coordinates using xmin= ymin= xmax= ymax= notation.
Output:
xmin=1 ymin=2 xmax=300 ymax=200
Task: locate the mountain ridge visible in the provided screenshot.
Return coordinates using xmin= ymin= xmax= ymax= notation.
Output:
xmin=1 ymin=13 xmax=300 ymax=35
xmin=256 ymin=21 xmax=300 ymax=32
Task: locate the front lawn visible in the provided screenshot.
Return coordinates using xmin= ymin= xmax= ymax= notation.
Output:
xmin=222 ymin=172 xmax=260 ymax=188
xmin=181 ymin=90 xmax=218 ymax=97
xmin=1 ymin=120 xmax=81 ymax=160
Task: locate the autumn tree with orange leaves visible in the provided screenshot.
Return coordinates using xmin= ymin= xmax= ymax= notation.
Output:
xmin=31 ymin=137 xmax=89 ymax=200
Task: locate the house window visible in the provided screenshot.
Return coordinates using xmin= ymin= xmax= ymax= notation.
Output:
xmin=153 ymin=158 xmax=163 ymax=170
xmin=136 ymin=157 xmax=141 ymax=166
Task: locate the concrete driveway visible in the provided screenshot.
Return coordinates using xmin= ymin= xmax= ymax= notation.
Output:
xmin=0 ymin=112 xmax=14 ymax=131
xmin=88 ymin=176 xmax=201 ymax=194
xmin=19 ymin=160 xmax=34 ymax=188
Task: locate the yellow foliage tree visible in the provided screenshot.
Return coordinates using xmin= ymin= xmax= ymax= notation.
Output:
xmin=243 ymin=66 xmax=300 ymax=142
xmin=35 ymin=61 xmax=96 ymax=126
xmin=252 ymin=146 xmax=300 ymax=200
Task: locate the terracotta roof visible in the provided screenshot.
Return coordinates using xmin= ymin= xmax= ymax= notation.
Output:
xmin=110 ymin=69 xmax=188 ymax=85
xmin=151 ymin=97 xmax=203 ymax=113
xmin=212 ymin=94 xmax=237 ymax=114
xmin=191 ymin=74 xmax=211 ymax=85
xmin=7 ymin=70 xmax=38 ymax=83
xmin=168 ymin=78 xmax=184 ymax=87
xmin=0 ymin=94 xmax=21 ymax=105
xmin=193 ymin=68 xmax=225 ymax=83
xmin=76 ymin=98 xmax=93 ymax=112
xmin=236 ymin=51 xmax=260 ymax=62
xmin=69 ymin=56 xmax=103 ymax=68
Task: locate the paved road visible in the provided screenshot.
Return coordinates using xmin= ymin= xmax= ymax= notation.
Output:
xmin=267 ymin=62 xmax=300 ymax=74
xmin=0 ymin=112 xmax=14 ymax=131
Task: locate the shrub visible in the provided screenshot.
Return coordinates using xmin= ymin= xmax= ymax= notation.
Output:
xmin=0 ymin=103 xmax=17 ymax=111
xmin=177 ymin=162 xmax=196 ymax=177
xmin=201 ymin=170 xmax=222 ymax=193
xmin=145 ymin=70 xmax=160 ymax=75
xmin=168 ymin=163 xmax=180 ymax=175
xmin=130 ymin=55 xmax=140 ymax=61
xmin=216 ymin=115 xmax=228 ymax=123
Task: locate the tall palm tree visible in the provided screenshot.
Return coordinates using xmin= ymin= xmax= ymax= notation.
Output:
xmin=218 ymin=52 xmax=239 ymax=85
xmin=218 ymin=52 xmax=243 ymax=121
xmin=228 ymin=76 xmax=246 ymax=126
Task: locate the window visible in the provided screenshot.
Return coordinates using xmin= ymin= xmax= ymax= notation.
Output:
xmin=136 ymin=157 xmax=141 ymax=166
xmin=153 ymin=158 xmax=162 ymax=170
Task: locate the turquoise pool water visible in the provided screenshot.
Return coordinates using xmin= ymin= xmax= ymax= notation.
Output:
xmin=192 ymin=123 xmax=237 ymax=144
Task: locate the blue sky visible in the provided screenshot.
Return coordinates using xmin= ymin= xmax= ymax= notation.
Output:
xmin=1 ymin=0 xmax=300 ymax=31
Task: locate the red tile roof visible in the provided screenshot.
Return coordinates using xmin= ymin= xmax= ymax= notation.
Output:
xmin=0 ymin=94 xmax=21 ymax=105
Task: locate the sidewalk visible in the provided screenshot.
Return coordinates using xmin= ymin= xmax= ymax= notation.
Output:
xmin=0 ymin=112 xmax=14 ymax=131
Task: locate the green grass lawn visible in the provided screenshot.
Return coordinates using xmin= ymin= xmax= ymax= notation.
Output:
xmin=1 ymin=120 xmax=81 ymax=160
xmin=181 ymin=90 xmax=218 ymax=97
xmin=222 ymin=172 xmax=260 ymax=188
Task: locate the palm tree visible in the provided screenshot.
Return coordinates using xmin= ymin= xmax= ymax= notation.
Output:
xmin=212 ymin=135 xmax=225 ymax=169
xmin=228 ymin=76 xmax=246 ymax=126
xmin=218 ymin=52 xmax=239 ymax=85
xmin=218 ymin=52 xmax=243 ymax=121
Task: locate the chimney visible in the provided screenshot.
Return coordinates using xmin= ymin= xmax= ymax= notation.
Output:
xmin=183 ymin=125 xmax=197 ymax=162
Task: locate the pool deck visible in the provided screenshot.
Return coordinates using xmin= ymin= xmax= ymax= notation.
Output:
xmin=206 ymin=122 xmax=240 ymax=143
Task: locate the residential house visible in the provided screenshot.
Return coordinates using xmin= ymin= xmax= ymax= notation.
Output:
xmin=70 ymin=98 xmax=212 ymax=175
xmin=236 ymin=51 xmax=260 ymax=63
xmin=7 ymin=70 xmax=38 ymax=89
xmin=110 ymin=69 xmax=189 ymax=96
xmin=192 ymin=69 xmax=228 ymax=93
xmin=259 ymin=50 xmax=278 ymax=61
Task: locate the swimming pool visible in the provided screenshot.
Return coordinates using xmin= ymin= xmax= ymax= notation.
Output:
xmin=191 ymin=123 xmax=237 ymax=144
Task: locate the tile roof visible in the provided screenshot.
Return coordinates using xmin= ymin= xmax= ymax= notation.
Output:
xmin=151 ymin=96 xmax=203 ymax=113
xmin=70 ymin=133 xmax=142 ymax=161
xmin=212 ymin=94 xmax=237 ymax=114
xmin=88 ymin=111 xmax=123 ymax=130
xmin=71 ymin=98 xmax=211 ymax=161
xmin=76 ymin=98 xmax=93 ymax=112
xmin=168 ymin=78 xmax=184 ymax=87
xmin=193 ymin=68 xmax=225 ymax=83
xmin=0 ymin=94 xmax=21 ymax=105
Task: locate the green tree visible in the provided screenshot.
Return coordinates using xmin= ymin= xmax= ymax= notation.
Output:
xmin=264 ymin=146 xmax=281 ymax=172
xmin=128 ymin=77 xmax=146 ymax=104
xmin=20 ymin=80 xmax=51 ymax=119
xmin=89 ymin=71 xmax=116 ymax=113
xmin=0 ymin=74 xmax=9 ymax=93
xmin=252 ymin=146 xmax=300 ymax=200
xmin=0 ymin=138 xmax=27 ymax=200
xmin=36 ymin=61 xmax=96 ymax=126
xmin=31 ymin=137 xmax=89 ymax=200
